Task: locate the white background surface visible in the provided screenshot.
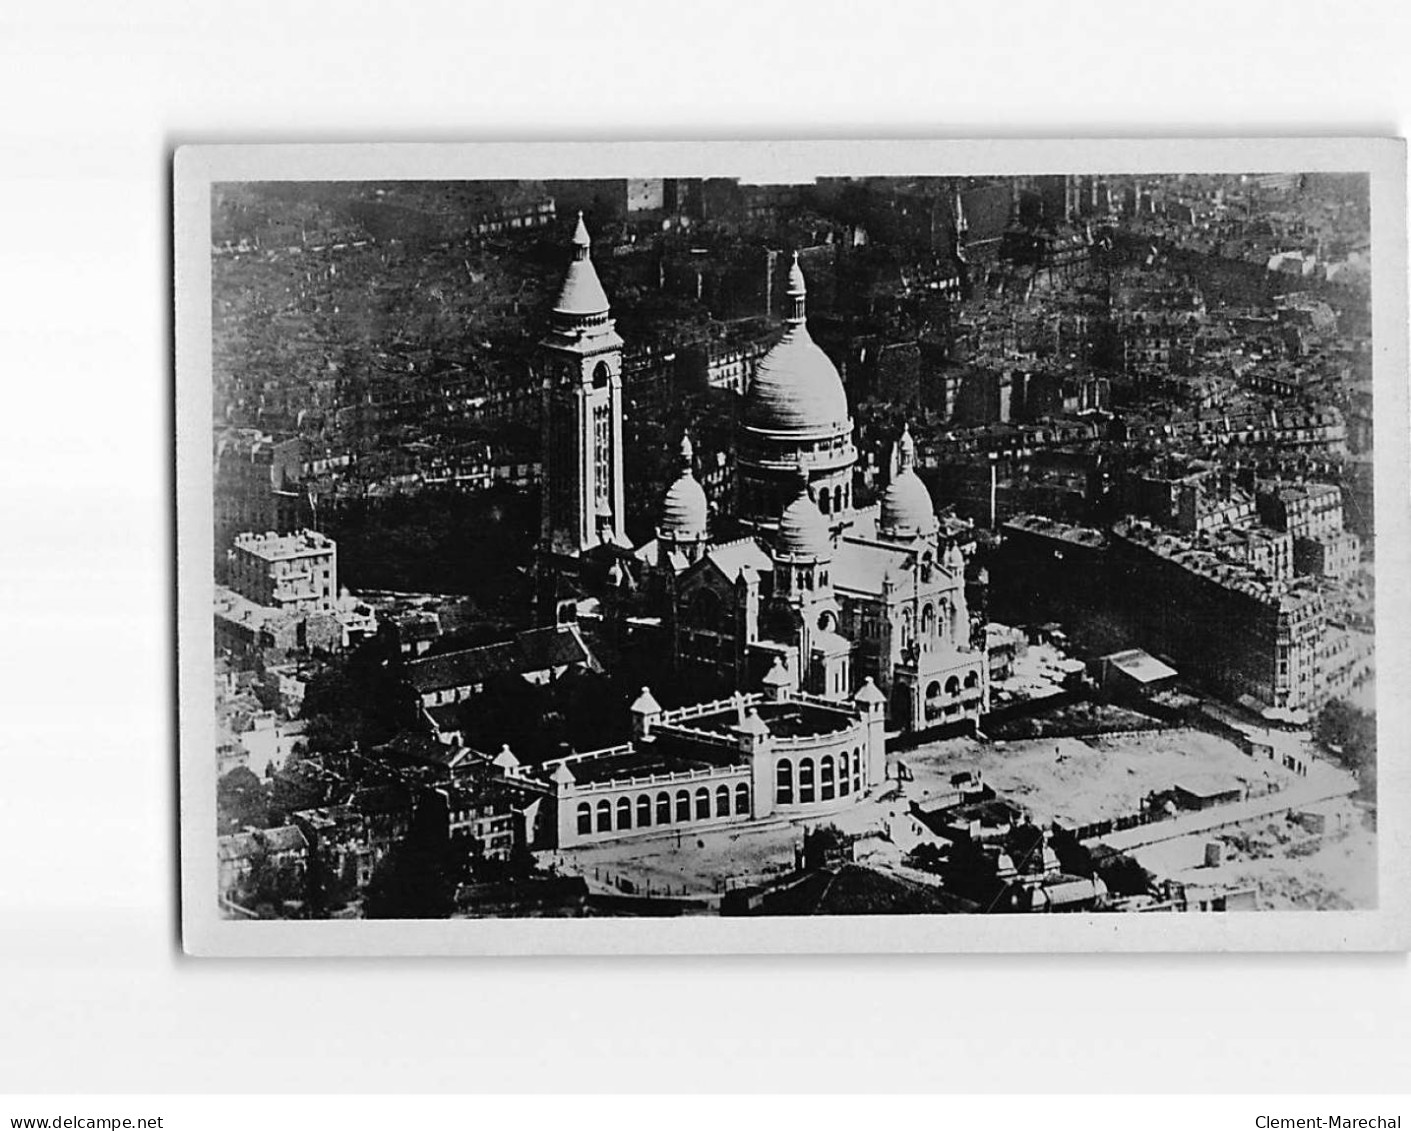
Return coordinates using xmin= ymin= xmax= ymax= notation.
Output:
xmin=0 ymin=0 xmax=1408 ymax=1093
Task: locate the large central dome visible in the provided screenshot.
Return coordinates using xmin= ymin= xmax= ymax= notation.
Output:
xmin=743 ymin=254 xmax=850 ymax=437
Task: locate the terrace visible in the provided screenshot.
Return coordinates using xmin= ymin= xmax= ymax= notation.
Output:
xmin=684 ymin=699 xmax=857 ymax=742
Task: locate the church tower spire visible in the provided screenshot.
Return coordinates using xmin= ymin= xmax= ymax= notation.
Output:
xmin=538 ymin=213 xmax=627 ymax=557
xmin=784 ymin=251 xmax=807 ymax=326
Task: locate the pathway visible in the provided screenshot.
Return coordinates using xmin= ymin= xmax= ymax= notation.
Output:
xmin=1094 ymin=763 xmax=1356 ymax=853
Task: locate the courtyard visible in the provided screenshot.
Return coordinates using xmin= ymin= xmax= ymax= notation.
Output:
xmin=545 ymin=786 xmax=904 ymax=900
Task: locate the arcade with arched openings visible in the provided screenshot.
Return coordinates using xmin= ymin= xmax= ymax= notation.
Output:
xmin=563 ymin=769 xmax=756 ymax=848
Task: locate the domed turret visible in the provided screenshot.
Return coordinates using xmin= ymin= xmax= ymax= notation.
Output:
xmin=659 ymin=431 xmax=709 ymax=540
xmin=775 ymin=475 xmax=832 ymax=562
xmin=879 ymin=424 xmax=938 ymax=541
xmin=744 ymin=253 xmax=851 ymax=436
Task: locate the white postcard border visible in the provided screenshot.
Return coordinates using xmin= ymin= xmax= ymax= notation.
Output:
xmin=176 ymin=137 xmax=1409 ymax=955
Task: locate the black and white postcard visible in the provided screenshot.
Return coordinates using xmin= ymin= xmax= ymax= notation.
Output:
xmin=175 ymin=139 xmax=1409 ymax=954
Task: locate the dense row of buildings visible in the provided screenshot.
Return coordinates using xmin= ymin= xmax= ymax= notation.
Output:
xmin=997 ymin=501 xmax=1371 ymax=716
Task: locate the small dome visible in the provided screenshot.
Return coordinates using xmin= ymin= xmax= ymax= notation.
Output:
xmin=879 ymin=425 xmax=938 ymax=540
xmin=880 ymin=473 xmax=938 ymax=539
xmin=776 ymin=480 xmax=832 ymax=561
xmin=659 ymin=432 xmax=709 ymax=539
xmin=743 ymin=255 xmax=850 ymax=436
xmin=661 ymin=475 xmax=708 ymax=538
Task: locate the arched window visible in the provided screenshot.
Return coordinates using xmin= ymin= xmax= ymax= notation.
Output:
xmin=964 ymin=670 xmax=979 ymax=690
xmin=820 ymin=755 xmax=835 ymax=801
xmin=833 ymin=485 xmax=843 ymax=513
xmin=735 ymin=783 xmax=750 ymax=816
xmin=676 ymin=790 xmax=691 ymax=822
xmin=839 ymin=764 xmax=850 ymax=796
xmin=637 ymin=794 xmax=652 ymax=827
xmin=592 ymin=361 xmax=610 ymax=388
xmin=945 ymin=675 xmax=961 ymax=697
xmin=819 ymin=492 xmax=831 ymax=515
xmin=921 ymin=603 xmax=936 ymax=641
xmin=616 ymin=797 xmax=632 ymax=830
xmin=595 ymin=799 xmax=612 ymax=833
xmin=695 ymin=788 xmax=711 ymax=820
xmin=716 ymin=785 xmax=731 ymax=816
xmin=576 ymin=802 xmax=592 ymax=836
xmin=657 ymin=792 xmax=672 ymax=825
xmin=926 ymin=680 xmax=941 ymax=700
xmin=799 ymin=758 xmax=815 ymax=803
xmin=776 ymin=759 xmax=794 ymax=805
xmin=853 ymin=749 xmax=862 ymax=791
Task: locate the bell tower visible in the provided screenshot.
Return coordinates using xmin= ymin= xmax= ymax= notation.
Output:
xmin=539 ymin=213 xmax=627 ymax=556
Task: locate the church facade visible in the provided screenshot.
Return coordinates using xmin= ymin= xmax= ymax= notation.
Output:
xmin=537 ymin=219 xmax=989 ymax=734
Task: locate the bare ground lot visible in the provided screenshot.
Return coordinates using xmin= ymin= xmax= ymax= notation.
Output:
xmin=896 ymin=726 xmax=1299 ymax=828
xmin=1132 ymin=815 xmax=1377 ymax=910
xmin=550 ymin=718 xmax=1356 ymax=904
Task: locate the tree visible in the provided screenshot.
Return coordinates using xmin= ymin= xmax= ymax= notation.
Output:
xmin=803 ymin=823 xmax=849 ymax=870
xmin=908 ymin=842 xmax=947 ymax=874
xmin=1315 ymin=698 xmax=1377 ymax=805
xmin=363 ymin=841 xmax=458 ymax=920
xmin=942 ymin=833 xmax=1004 ymax=907
xmin=217 ymin=766 xmax=271 ymax=834
xmin=1096 ymin=852 xmax=1153 ymax=898
xmin=267 ymin=763 xmax=329 ymax=825
xmin=471 ymin=840 xmax=538 ymax=885
xmin=1005 ymin=821 xmax=1047 ymax=875
xmin=1048 ymin=825 xmax=1095 ymax=877
xmin=1315 ymin=699 xmax=1376 ymax=768
xmin=307 ymin=849 xmax=361 ymax=917
xmin=300 ymin=637 xmax=409 ymax=754
xmin=245 ymin=850 xmax=308 ymax=918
